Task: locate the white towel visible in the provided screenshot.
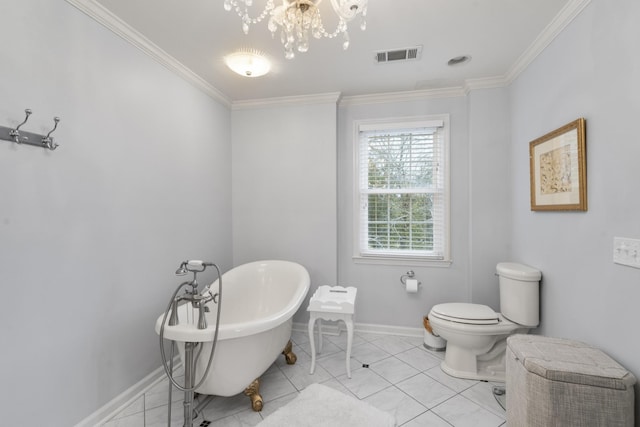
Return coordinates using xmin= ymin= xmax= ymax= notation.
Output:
xmin=257 ymin=383 xmax=396 ymax=427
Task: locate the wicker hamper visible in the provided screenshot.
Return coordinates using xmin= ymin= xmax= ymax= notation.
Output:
xmin=506 ymin=334 xmax=636 ymax=427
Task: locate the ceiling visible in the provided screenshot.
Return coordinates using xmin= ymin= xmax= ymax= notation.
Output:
xmin=75 ymin=0 xmax=577 ymax=103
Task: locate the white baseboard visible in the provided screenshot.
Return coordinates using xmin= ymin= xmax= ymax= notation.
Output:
xmin=293 ymin=321 xmax=423 ymax=338
xmin=75 ymin=359 xmax=180 ymax=427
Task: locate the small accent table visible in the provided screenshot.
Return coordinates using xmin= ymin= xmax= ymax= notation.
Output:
xmin=307 ymin=285 xmax=358 ymax=378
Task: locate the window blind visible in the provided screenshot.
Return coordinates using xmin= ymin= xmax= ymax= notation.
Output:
xmin=357 ymin=119 xmax=448 ymax=260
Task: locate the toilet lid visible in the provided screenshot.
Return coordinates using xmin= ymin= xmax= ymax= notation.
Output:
xmin=431 ymin=303 xmax=499 ymax=325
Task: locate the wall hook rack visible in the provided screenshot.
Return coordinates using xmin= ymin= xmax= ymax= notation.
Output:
xmin=1 ymin=108 xmax=62 ymax=151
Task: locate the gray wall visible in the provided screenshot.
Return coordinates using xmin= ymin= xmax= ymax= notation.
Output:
xmin=4 ymin=0 xmax=638 ymax=424
xmin=509 ymin=0 xmax=640 ymax=414
xmin=0 ymin=2 xmax=232 ymax=425
xmin=337 ymin=92 xmax=512 ymax=327
xmin=468 ymin=88 xmax=512 ymax=309
xmin=231 ymin=100 xmax=338 ymax=322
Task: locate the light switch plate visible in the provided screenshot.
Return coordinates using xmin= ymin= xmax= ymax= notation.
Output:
xmin=613 ymin=237 xmax=640 ymax=269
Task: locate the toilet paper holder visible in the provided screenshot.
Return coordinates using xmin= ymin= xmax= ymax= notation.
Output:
xmin=400 ymin=270 xmax=421 ymax=287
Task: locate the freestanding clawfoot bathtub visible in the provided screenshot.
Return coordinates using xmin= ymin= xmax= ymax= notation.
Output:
xmin=156 ymin=260 xmax=310 ymax=410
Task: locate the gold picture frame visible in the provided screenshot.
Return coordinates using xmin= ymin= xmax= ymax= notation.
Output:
xmin=529 ymin=118 xmax=587 ymax=211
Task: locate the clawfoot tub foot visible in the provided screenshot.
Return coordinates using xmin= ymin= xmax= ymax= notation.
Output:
xmin=282 ymin=339 xmax=297 ymax=365
xmin=244 ymin=379 xmax=263 ymax=412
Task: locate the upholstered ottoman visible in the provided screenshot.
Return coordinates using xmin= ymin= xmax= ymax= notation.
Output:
xmin=506 ymin=335 xmax=636 ymax=427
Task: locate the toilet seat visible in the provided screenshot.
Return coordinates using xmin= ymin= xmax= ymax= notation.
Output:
xmin=430 ymin=303 xmax=499 ymax=325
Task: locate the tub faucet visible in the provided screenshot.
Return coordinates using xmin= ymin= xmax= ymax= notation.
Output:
xmin=173 ymin=260 xmax=219 ymax=329
xmin=197 ymin=299 xmax=207 ymax=330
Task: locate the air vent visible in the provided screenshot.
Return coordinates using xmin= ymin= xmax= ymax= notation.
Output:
xmin=375 ymin=46 xmax=422 ymax=64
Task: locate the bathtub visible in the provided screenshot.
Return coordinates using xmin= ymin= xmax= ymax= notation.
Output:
xmin=155 ymin=260 xmax=310 ymax=401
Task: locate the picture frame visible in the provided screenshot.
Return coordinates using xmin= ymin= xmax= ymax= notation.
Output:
xmin=529 ymin=118 xmax=587 ymax=211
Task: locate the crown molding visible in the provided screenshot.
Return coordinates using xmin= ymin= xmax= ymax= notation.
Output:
xmin=463 ymin=76 xmax=510 ymax=94
xmin=65 ymin=0 xmax=591 ymax=108
xmin=339 ymin=87 xmax=466 ymax=107
xmin=231 ymin=92 xmax=342 ymax=110
xmin=65 ymin=0 xmax=231 ymax=108
xmin=504 ymin=0 xmax=591 ymax=85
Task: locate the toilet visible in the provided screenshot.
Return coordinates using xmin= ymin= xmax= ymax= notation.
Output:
xmin=428 ymin=262 xmax=541 ymax=382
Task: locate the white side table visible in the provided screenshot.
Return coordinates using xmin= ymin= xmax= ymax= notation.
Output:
xmin=307 ymin=285 xmax=358 ymax=378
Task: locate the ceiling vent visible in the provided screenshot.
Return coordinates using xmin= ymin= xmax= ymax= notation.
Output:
xmin=375 ymin=46 xmax=422 ymax=64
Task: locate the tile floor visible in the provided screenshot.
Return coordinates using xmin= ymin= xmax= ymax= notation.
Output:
xmin=104 ymin=330 xmax=506 ymax=426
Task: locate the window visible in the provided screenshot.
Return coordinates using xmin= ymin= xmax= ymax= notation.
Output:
xmin=354 ymin=115 xmax=450 ymax=263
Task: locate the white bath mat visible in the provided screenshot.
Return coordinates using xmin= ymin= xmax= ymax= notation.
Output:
xmin=257 ymin=383 xmax=396 ymax=427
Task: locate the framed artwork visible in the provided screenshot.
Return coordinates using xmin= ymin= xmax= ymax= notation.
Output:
xmin=529 ymin=118 xmax=587 ymax=211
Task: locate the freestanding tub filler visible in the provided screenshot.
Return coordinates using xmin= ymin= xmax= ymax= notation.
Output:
xmin=156 ymin=259 xmax=310 ymax=415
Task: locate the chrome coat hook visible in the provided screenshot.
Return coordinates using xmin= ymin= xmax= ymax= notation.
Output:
xmin=1 ymin=108 xmax=63 ymax=151
xmin=9 ymin=109 xmax=32 ymax=143
xmin=42 ymin=117 xmax=60 ymax=150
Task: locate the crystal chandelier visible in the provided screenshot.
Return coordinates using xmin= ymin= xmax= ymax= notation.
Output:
xmin=223 ymin=0 xmax=368 ymax=59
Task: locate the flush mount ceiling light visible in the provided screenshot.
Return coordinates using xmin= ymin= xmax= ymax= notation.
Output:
xmin=225 ymin=50 xmax=271 ymax=77
xmin=223 ymin=0 xmax=368 ymax=59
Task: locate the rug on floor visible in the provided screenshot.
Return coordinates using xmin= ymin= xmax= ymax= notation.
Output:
xmin=257 ymin=383 xmax=396 ymax=427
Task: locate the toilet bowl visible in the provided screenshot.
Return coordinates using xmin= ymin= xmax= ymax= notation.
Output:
xmin=428 ymin=263 xmax=541 ymax=382
xmin=429 ymin=303 xmax=529 ymax=381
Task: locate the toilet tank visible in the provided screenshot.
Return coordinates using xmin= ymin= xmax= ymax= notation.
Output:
xmin=497 ymin=262 xmax=541 ymax=327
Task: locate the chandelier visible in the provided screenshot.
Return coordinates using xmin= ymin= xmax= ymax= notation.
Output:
xmin=223 ymin=0 xmax=368 ymax=59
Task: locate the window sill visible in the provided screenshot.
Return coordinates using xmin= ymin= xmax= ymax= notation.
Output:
xmin=352 ymin=255 xmax=452 ymax=267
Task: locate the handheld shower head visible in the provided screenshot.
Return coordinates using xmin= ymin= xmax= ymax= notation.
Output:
xmin=175 ymin=259 xmax=215 ymax=276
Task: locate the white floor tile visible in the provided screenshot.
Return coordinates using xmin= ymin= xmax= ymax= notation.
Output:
xmin=370 ymin=356 xmax=420 ymax=384
xmin=312 ymin=338 xmax=343 ymax=357
xmin=396 ymin=373 xmax=457 ymax=409
xmin=257 ymin=391 xmax=299 ymax=419
xmin=200 ymin=393 xmax=253 ymax=422
xmin=336 ymin=367 xmax=391 ymax=399
xmin=319 ymin=377 xmax=358 ymax=398
xmin=369 ymin=335 xmax=416 ymax=355
xmin=401 ymin=410 xmax=452 ymax=427
xmin=363 ymin=386 xmax=428 ymax=425
xmin=280 ymin=357 xmax=333 ymax=390
xmin=422 ymin=346 xmax=446 ymax=361
xmin=316 ymin=349 xmax=362 ymax=377
xmin=144 ymin=378 xmax=183 ymax=412
xmin=143 ymin=400 xmax=184 ymax=427
xmin=395 ymin=347 xmax=443 ymax=372
xmin=290 ymin=330 xmax=310 ymax=346
xmin=208 ymin=408 xmax=263 ymax=427
xmin=398 ymin=335 xmax=426 ymax=348
xmin=460 ymin=382 xmax=506 ymax=419
xmin=258 ymin=368 xmax=297 ymax=403
xmin=110 ymin=395 xmax=144 ymax=420
xmin=431 ymin=394 xmax=504 ymax=427
xmin=424 ymin=365 xmax=477 ymax=393
xmin=106 ymin=332 xmax=513 ymax=427
xmin=350 ymin=341 xmax=394 ymax=365
xmin=325 ymin=330 xmax=368 ymax=350
xmin=356 ymin=331 xmax=389 ymax=342
xmin=102 ymin=411 xmax=145 ymax=427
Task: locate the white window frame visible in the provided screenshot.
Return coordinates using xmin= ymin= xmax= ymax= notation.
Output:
xmin=353 ymin=114 xmax=451 ymax=266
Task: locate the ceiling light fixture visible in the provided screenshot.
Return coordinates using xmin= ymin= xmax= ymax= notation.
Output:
xmin=223 ymin=0 xmax=368 ymax=59
xmin=225 ymin=50 xmax=271 ymax=77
